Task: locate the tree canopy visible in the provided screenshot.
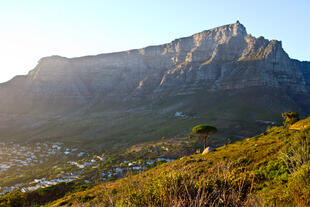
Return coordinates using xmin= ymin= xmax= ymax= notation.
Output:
xmin=191 ymin=125 xmax=218 ymax=136
xmin=190 ymin=125 xmax=218 ymax=150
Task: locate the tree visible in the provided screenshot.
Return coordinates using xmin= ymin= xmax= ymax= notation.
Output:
xmin=282 ymin=112 xmax=299 ymax=128
xmin=190 ymin=125 xmax=218 ymax=149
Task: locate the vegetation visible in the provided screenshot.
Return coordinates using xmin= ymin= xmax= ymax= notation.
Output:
xmin=290 ymin=116 xmax=310 ymax=130
xmin=190 ymin=125 xmax=218 ymax=149
xmin=1 ymin=113 xmax=309 ymax=206
xmin=0 ymin=138 xmax=201 ymax=207
xmin=282 ymin=111 xmax=299 ymax=128
xmin=35 ymin=115 xmax=309 ymax=207
xmin=0 ymin=181 xmax=91 ymax=207
xmin=3 ymin=88 xmax=284 ymax=153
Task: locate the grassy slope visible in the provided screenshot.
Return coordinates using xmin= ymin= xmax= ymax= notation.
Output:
xmin=290 ymin=116 xmax=310 ymax=130
xmin=44 ymin=117 xmax=310 ymax=207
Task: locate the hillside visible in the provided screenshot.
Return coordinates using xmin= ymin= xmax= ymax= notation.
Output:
xmin=0 ymin=22 xmax=309 ymax=150
xmin=290 ymin=116 xmax=310 ymax=130
xmin=1 ymin=116 xmax=307 ymax=206
xmin=46 ymin=117 xmax=309 ymax=206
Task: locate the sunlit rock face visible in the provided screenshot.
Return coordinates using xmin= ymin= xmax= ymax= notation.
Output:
xmin=0 ymin=21 xmax=309 ymax=114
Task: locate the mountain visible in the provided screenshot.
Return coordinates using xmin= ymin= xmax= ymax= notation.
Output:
xmin=0 ymin=21 xmax=309 ymax=149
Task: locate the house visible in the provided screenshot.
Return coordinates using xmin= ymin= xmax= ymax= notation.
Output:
xmin=175 ymin=112 xmax=187 ymax=118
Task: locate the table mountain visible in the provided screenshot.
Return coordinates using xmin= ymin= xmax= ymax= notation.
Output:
xmin=0 ymin=21 xmax=309 ymax=150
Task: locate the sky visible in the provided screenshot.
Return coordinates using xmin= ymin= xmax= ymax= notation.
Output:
xmin=0 ymin=0 xmax=309 ymax=83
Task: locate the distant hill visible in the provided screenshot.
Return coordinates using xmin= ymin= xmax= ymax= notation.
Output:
xmin=0 ymin=21 xmax=309 ymax=150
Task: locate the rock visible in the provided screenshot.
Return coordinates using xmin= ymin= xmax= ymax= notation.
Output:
xmin=202 ymin=147 xmax=214 ymax=155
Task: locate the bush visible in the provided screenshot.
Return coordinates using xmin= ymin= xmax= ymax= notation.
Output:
xmin=282 ymin=112 xmax=299 ymax=128
xmin=113 ymin=162 xmax=254 ymax=207
xmin=288 ymin=163 xmax=310 ymax=207
xmin=255 ymin=160 xmax=288 ymax=184
xmin=0 ymin=182 xmax=76 ymax=207
xmin=281 ymin=130 xmax=310 ymax=173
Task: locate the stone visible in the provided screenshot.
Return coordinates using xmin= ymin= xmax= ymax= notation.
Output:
xmin=202 ymin=147 xmax=214 ymax=155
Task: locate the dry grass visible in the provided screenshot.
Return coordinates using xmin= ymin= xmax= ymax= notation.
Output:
xmin=40 ymin=120 xmax=310 ymax=207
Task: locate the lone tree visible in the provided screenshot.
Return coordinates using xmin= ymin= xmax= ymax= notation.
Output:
xmin=190 ymin=125 xmax=218 ymax=149
xmin=282 ymin=112 xmax=299 ymax=128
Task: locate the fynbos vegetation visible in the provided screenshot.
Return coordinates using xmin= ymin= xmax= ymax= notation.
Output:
xmin=4 ymin=114 xmax=305 ymax=207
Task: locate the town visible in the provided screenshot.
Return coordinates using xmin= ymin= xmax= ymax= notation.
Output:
xmin=0 ymin=141 xmax=176 ymax=195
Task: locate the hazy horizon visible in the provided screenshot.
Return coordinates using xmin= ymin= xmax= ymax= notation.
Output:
xmin=1 ymin=0 xmax=309 ymax=83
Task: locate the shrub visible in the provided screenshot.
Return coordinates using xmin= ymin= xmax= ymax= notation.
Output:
xmin=255 ymin=160 xmax=288 ymax=184
xmin=282 ymin=112 xmax=299 ymax=128
xmin=281 ymin=130 xmax=310 ymax=173
xmin=288 ymin=163 xmax=310 ymax=207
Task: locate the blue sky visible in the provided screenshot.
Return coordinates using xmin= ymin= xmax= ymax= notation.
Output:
xmin=0 ymin=0 xmax=309 ymax=82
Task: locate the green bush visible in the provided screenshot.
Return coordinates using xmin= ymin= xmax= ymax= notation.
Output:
xmin=255 ymin=160 xmax=288 ymax=184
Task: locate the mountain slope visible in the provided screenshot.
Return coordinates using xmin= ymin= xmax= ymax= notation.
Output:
xmin=0 ymin=117 xmax=309 ymax=206
xmin=29 ymin=116 xmax=307 ymax=207
xmin=0 ymin=21 xmax=309 ymax=149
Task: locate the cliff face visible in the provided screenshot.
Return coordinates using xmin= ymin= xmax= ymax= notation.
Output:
xmin=2 ymin=22 xmax=308 ymax=106
xmin=298 ymin=61 xmax=310 ymax=87
xmin=0 ymin=22 xmax=309 ymax=147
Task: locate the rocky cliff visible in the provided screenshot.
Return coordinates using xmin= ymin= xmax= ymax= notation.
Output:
xmin=0 ymin=22 xmax=309 ymax=149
